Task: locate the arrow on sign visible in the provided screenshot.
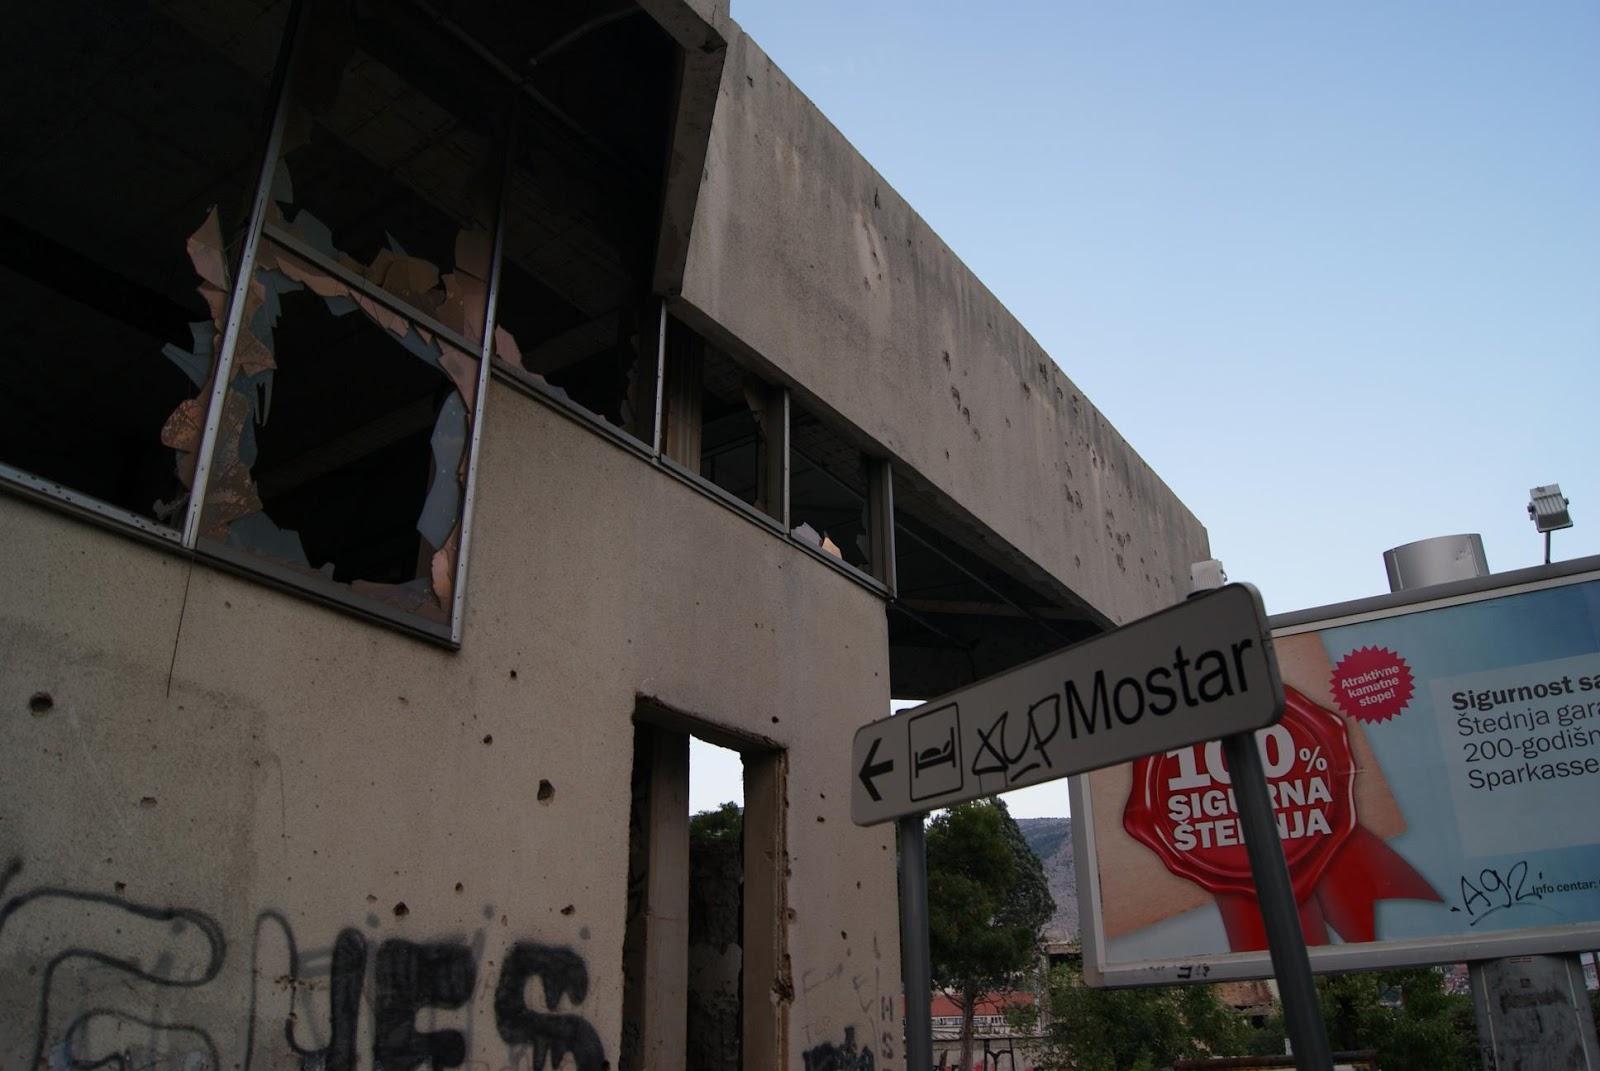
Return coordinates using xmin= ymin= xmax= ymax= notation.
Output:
xmin=858 ymin=736 xmax=894 ymax=802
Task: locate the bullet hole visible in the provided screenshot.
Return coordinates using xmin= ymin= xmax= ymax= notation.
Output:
xmin=454 ymin=882 xmax=464 ymax=893
xmin=509 ymin=669 xmax=518 ymax=679
xmin=482 ymin=734 xmax=493 ymax=745
xmin=114 ymin=881 xmax=126 ymax=894
xmin=841 ymin=931 xmax=848 ymax=940
xmin=856 ymin=881 xmax=862 ymax=889
xmin=28 ymin=692 xmax=52 ymax=716
xmin=398 ymin=696 xmax=409 ymax=705
xmin=392 ymin=902 xmax=409 ymax=918
xmin=138 ymin=797 xmax=157 ymax=809
xmin=771 ymin=716 xmax=779 ymax=724
xmin=537 ymin=779 xmax=554 ymax=801
xmin=816 ymin=816 xmax=825 ymax=823
xmin=786 ymin=908 xmax=797 ymax=921
xmin=500 ymin=914 xmax=507 ymax=926
xmin=366 ymin=894 xmax=378 ymax=903
xmin=560 ymin=904 xmax=575 ymax=916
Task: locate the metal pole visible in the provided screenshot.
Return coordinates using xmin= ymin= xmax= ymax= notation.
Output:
xmin=899 ymin=814 xmax=933 ymax=1071
xmin=1222 ymin=732 xmax=1333 ymax=1071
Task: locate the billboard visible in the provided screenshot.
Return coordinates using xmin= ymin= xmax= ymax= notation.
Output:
xmin=1074 ymin=557 xmax=1600 ymax=985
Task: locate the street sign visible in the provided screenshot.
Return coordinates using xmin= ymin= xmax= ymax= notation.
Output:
xmin=852 ymin=582 xmax=1284 ymax=826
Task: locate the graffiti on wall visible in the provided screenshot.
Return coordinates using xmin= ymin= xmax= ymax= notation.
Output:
xmin=802 ymin=1026 xmax=875 ymax=1071
xmin=0 ymin=860 xmax=605 ymax=1071
xmin=796 ymin=939 xmax=900 ymax=1071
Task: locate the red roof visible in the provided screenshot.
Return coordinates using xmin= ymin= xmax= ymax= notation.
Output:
xmin=929 ymin=991 xmax=1037 ymax=1017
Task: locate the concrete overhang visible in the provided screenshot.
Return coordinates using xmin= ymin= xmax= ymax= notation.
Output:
xmin=675 ymin=23 xmax=1209 ymax=628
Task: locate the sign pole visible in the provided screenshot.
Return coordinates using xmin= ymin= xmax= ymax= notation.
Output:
xmin=1222 ymin=731 xmax=1334 ymax=1071
xmin=1188 ymin=562 xmax=1331 ymax=1071
xmin=898 ymin=814 xmax=933 ymax=1071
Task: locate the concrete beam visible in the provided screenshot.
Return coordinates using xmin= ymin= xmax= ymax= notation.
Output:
xmin=679 ymin=28 xmax=1209 ymax=624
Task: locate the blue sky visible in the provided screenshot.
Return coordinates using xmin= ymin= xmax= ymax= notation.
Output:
xmin=691 ymin=1 xmax=1600 ymax=819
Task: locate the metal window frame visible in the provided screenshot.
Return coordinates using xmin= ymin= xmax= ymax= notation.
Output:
xmin=259 ymin=225 xmax=489 ymax=362
xmin=0 ymin=1 xmax=304 ymax=553
xmin=868 ymin=457 xmax=896 ymax=595
xmin=0 ymin=0 xmax=900 ymax=643
xmin=496 ymin=321 xmax=892 ymax=601
xmin=0 ymin=462 xmax=182 ymax=546
xmin=0 ymin=4 xmax=306 ymax=574
xmin=176 ymin=0 xmax=508 ymax=647
xmin=179 ymin=0 xmax=307 ymax=551
xmin=449 ymin=92 xmax=517 ymax=646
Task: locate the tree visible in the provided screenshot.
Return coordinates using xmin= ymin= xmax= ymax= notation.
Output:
xmin=1312 ymin=967 xmax=1476 ymax=1071
xmin=1013 ymin=963 xmax=1253 ymax=1071
xmin=688 ymin=800 xmax=743 ymax=847
xmin=926 ymin=799 xmax=1054 ymax=1070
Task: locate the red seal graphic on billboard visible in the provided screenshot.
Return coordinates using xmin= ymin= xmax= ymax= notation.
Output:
xmin=1122 ymin=687 xmax=1441 ymax=951
xmin=1329 ymin=646 xmax=1414 ymax=723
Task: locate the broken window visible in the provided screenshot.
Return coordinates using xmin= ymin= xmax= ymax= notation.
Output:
xmin=789 ymin=404 xmax=875 ymax=573
xmin=0 ymin=0 xmax=288 ymax=529
xmin=189 ymin=3 xmax=503 ymax=633
xmin=490 ymin=11 xmax=675 ymax=445
xmin=659 ymin=319 xmax=786 ymax=521
xmin=269 ymin=1 xmax=502 ymax=335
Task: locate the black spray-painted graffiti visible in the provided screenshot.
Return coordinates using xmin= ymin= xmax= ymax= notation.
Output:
xmin=970 ymin=695 xmax=1060 ymax=785
xmin=802 ymin=1026 xmax=876 ymax=1071
xmin=0 ymin=859 xmax=227 ymax=1071
xmin=494 ymin=944 xmax=606 ymax=1071
xmin=0 ymin=860 xmax=606 ymax=1071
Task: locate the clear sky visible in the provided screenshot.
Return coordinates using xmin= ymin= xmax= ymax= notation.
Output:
xmin=689 ymin=1 xmax=1600 ymax=821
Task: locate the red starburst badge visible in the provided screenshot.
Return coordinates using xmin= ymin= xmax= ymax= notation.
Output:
xmin=1328 ymin=646 xmax=1414 ymax=723
xmin=1121 ymin=687 xmax=1442 ymax=951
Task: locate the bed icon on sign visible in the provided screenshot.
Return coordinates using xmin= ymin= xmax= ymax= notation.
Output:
xmin=908 ymin=703 xmax=963 ymax=802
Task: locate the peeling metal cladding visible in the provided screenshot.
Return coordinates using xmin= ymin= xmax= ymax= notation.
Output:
xmin=680 ymin=28 xmax=1207 ymax=624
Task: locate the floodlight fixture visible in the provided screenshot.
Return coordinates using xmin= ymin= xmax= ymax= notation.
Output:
xmin=1527 ymin=483 xmax=1572 ymax=564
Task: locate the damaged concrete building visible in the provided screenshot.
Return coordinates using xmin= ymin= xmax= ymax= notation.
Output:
xmin=0 ymin=1 xmax=1206 ymax=1069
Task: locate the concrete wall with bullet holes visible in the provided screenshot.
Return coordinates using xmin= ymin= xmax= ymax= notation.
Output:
xmin=0 ymin=6 xmax=1205 ymax=1070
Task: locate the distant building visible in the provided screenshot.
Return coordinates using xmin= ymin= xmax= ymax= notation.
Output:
xmin=0 ymin=2 xmax=1206 ymax=1069
xmin=932 ymin=991 xmax=1042 ymax=1071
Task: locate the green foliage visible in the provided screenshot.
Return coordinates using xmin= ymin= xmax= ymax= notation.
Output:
xmin=688 ymin=801 xmax=742 ymax=848
xmin=1310 ymin=968 xmax=1476 ymax=1071
xmin=926 ymin=799 xmax=1056 ymax=1069
xmin=926 ymin=799 xmax=1056 ymax=998
xmin=1016 ymin=964 xmax=1251 ymax=1071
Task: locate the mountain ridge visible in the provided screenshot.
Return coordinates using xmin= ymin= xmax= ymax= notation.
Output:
xmin=1016 ymin=816 xmax=1079 ymax=946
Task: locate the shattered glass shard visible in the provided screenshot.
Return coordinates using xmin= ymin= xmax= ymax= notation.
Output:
xmin=417 ymin=391 xmax=467 ymax=549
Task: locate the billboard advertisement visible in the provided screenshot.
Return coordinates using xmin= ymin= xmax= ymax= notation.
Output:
xmin=1074 ymin=558 xmax=1600 ymax=985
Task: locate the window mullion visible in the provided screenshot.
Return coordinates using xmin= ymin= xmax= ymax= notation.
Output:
xmin=449 ymin=92 xmax=520 ymax=645
xmin=179 ymin=0 xmax=307 ymax=550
